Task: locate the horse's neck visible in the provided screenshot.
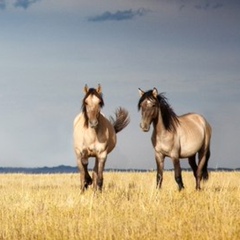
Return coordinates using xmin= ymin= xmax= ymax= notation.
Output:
xmin=92 ymin=114 xmax=106 ymax=133
xmin=153 ymin=111 xmax=168 ymax=135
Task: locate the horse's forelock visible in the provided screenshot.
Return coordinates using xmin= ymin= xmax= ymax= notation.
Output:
xmin=138 ymin=90 xmax=179 ymax=132
xmin=82 ymin=88 xmax=104 ymax=108
xmin=138 ymin=90 xmax=156 ymax=110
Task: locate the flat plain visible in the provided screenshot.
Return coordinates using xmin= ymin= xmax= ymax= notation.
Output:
xmin=0 ymin=171 xmax=239 ymax=240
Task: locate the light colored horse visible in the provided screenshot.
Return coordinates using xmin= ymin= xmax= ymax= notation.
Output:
xmin=74 ymin=84 xmax=130 ymax=192
xmin=138 ymin=87 xmax=212 ymax=190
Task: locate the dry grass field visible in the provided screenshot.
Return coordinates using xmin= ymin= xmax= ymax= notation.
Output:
xmin=0 ymin=171 xmax=239 ymax=240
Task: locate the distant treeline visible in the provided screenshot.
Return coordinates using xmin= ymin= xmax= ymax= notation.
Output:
xmin=0 ymin=165 xmax=239 ymax=174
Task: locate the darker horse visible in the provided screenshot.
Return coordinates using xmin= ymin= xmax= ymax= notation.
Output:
xmin=138 ymin=87 xmax=212 ymax=190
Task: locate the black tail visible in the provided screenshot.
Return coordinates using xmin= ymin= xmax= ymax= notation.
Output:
xmin=202 ymin=149 xmax=210 ymax=181
xmin=109 ymin=107 xmax=130 ymax=133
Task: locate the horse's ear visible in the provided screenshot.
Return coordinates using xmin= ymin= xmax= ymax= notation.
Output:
xmin=152 ymin=88 xmax=158 ymax=98
xmin=97 ymin=84 xmax=102 ymax=94
xmin=138 ymin=88 xmax=144 ymax=96
xmin=84 ymin=84 xmax=89 ymax=94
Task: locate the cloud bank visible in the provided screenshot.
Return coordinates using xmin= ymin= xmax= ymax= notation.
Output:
xmin=0 ymin=0 xmax=40 ymax=10
xmin=0 ymin=0 xmax=6 ymax=9
xmin=88 ymin=8 xmax=149 ymax=22
xmin=14 ymin=0 xmax=40 ymax=9
xmin=194 ymin=2 xmax=223 ymax=10
xmin=179 ymin=0 xmax=231 ymax=11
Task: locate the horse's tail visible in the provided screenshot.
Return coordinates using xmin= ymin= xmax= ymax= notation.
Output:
xmin=109 ymin=107 xmax=130 ymax=133
xmin=202 ymin=148 xmax=210 ymax=181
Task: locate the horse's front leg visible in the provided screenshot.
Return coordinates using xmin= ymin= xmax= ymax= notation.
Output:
xmin=172 ymin=158 xmax=184 ymax=191
xmin=92 ymin=158 xmax=98 ymax=191
xmin=155 ymin=152 xmax=164 ymax=189
xmin=97 ymin=158 xmax=106 ymax=191
xmin=188 ymin=154 xmax=198 ymax=189
xmin=93 ymin=156 xmax=107 ymax=191
xmin=188 ymin=155 xmax=197 ymax=179
xmin=76 ymin=151 xmax=92 ymax=192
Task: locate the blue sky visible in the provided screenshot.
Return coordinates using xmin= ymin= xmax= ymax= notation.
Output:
xmin=0 ymin=0 xmax=239 ymax=169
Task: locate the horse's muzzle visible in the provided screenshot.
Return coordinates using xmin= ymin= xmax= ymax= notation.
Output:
xmin=89 ymin=120 xmax=98 ymax=128
xmin=140 ymin=123 xmax=150 ymax=132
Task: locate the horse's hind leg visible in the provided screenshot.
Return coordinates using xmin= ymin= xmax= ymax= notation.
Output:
xmin=202 ymin=149 xmax=210 ymax=181
xmin=196 ymin=149 xmax=209 ymax=190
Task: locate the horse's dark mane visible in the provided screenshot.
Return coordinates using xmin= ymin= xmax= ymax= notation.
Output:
xmin=138 ymin=90 xmax=179 ymax=132
xmin=82 ymin=88 xmax=104 ymax=127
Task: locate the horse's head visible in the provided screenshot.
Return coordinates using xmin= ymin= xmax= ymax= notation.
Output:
xmin=82 ymin=84 xmax=104 ymax=128
xmin=138 ymin=88 xmax=159 ymax=132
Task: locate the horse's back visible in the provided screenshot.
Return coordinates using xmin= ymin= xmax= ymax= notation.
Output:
xmin=178 ymin=113 xmax=211 ymax=156
xmin=179 ymin=113 xmax=211 ymax=133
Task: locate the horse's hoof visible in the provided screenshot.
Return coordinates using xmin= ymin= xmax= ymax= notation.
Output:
xmin=178 ymin=185 xmax=184 ymax=191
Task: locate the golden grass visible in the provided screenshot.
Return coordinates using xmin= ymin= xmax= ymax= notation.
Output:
xmin=0 ymin=171 xmax=239 ymax=240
